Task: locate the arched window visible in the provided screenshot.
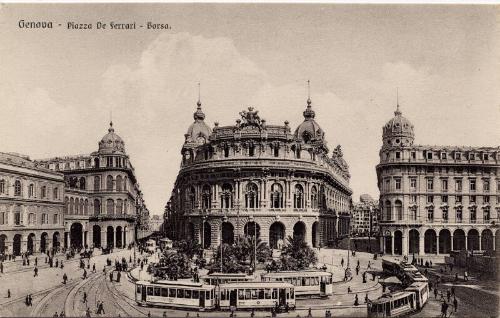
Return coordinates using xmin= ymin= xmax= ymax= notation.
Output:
xmin=69 ymin=197 xmax=74 ymax=214
xmin=116 ymin=199 xmax=123 ymax=214
xmin=106 ymin=175 xmax=114 ymax=191
xmin=221 ymin=184 xmax=233 ymax=209
xmin=394 ymin=200 xmax=403 ymax=220
xmin=107 ymin=199 xmax=115 ymax=215
xmin=94 ymin=158 xmax=100 ymax=168
xmin=245 ymin=183 xmax=259 ymax=208
xmin=248 ymin=143 xmax=256 ymax=157
xmin=93 ymin=199 xmax=101 ymax=215
xmin=75 ymin=198 xmax=79 ymax=214
xmin=294 ymin=184 xmax=304 ymax=209
xmin=202 ymin=185 xmax=211 ymax=209
xmin=124 ymin=199 xmax=128 ymax=214
xmin=224 ymin=145 xmax=230 ymax=158
xmin=124 ymin=176 xmax=128 ymax=191
xmin=84 ymin=199 xmax=89 ymax=215
xmin=94 ymin=176 xmax=100 ymax=191
xmin=116 ymin=175 xmax=123 ymax=191
xmin=28 ymin=184 xmax=34 ymax=197
xmin=188 ymin=186 xmax=196 ymax=209
xmin=270 ymin=183 xmax=283 ymax=208
xmin=311 ymin=186 xmax=318 ymax=209
xmin=385 ymin=200 xmax=392 ymax=221
xmin=64 ymin=197 xmax=69 ymax=214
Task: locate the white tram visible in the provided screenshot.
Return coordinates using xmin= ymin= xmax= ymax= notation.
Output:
xmin=135 ymin=280 xmax=216 ymax=311
xmin=405 ymin=282 xmax=429 ymax=310
xmin=367 ymin=291 xmax=417 ymax=318
xmin=201 ymin=273 xmax=255 ymax=285
xmin=260 ymin=270 xmax=333 ymax=298
xmin=218 ymin=282 xmax=295 ymax=310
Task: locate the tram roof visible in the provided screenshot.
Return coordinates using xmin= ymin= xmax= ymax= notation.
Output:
xmin=219 ymin=282 xmax=294 ymax=289
xmin=201 ymin=273 xmax=254 ymax=278
xmin=261 ymin=270 xmax=332 ymax=278
xmin=371 ymin=291 xmax=414 ymax=304
xmin=136 ymin=280 xmax=215 ymax=289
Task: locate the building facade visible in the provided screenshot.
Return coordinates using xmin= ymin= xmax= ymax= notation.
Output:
xmin=351 ymin=194 xmax=380 ymax=236
xmin=165 ymin=98 xmax=352 ymax=249
xmin=0 ymin=152 xmax=65 ymax=256
xmin=36 ymin=122 xmax=145 ymax=250
xmin=377 ymin=104 xmax=500 ymax=256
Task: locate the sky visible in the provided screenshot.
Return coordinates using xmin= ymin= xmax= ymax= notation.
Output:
xmin=0 ymin=4 xmax=499 ymax=215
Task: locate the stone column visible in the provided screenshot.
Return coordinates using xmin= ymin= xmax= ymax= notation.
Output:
xmin=419 ymin=234 xmax=425 ymax=256
xmin=478 ymin=235 xmax=482 ymax=251
xmin=493 ymin=235 xmax=496 ymax=251
xmin=391 ymin=235 xmax=395 ymax=255
xmin=436 ymin=236 xmax=440 ymax=255
xmin=101 ymin=229 xmax=106 ymax=248
xmin=451 ymin=235 xmax=454 ymax=251
xmin=465 ymin=235 xmax=468 ymax=250
xmin=402 ymin=232 xmax=409 ymax=256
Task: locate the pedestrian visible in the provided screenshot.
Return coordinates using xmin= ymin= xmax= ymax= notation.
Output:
xmin=464 ymin=271 xmax=468 ymax=281
xmin=348 ymin=286 xmax=352 ymax=293
xmin=451 ymin=286 xmax=455 ymax=296
xmin=63 ymin=273 xmax=68 ymax=284
xmin=61 ymin=261 xmax=64 ymax=269
xmin=434 ymin=287 xmax=438 ymax=299
xmin=7 ymin=289 xmax=11 ymax=298
xmin=117 ymin=271 xmax=121 ymax=283
xmin=365 ymin=293 xmax=369 ymax=303
xmin=147 ymin=311 xmax=151 ymax=318
xmin=453 ymin=297 xmax=458 ymax=312
xmin=28 ymin=294 xmax=33 ymax=306
xmin=98 ymin=301 xmax=104 ymax=314
xmin=440 ymin=302 xmax=446 ymax=318
xmin=251 ymin=308 xmax=255 ymax=317
xmin=447 ymin=289 xmax=451 ymax=302
xmin=92 ymin=263 xmax=96 ymax=273
xmin=367 ymin=261 xmax=371 ymax=269
xmin=354 ymin=294 xmax=359 ymax=306
xmin=0 ymin=261 xmax=3 ymax=273
xmin=35 ymin=257 xmax=38 ymax=267
xmin=163 ymin=311 xmax=167 ymax=318
xmin=430 ymin=260 xmax=433 ymax=267
xmin=85 ymin=308 xmax=91 ymax=318
xmin=455 ymin=273 xmax=459 ymax=281
xmin=341 ymin=258 xmax=344 ymax=267
xmin=83 ymin=269 xmax=87 ymax=280
xmin=53 ymin=312 xmax=58 ymax=317
xmin=25 ymin=295 xmax=29 ymax=306
xmin=55 ymin=259 xmax=59 ymax=268
xmin=83 ymin=292 xmax=87 ymax=303
xmin=109 ymin=272 xmax=113 ymax=282
xmin=34 ymin=266 xmax=38 ymax=277
xmin=60 ymin=311 xmax=65 ymax=317
xmin=307 ymin=307 xmax=312 ymax=318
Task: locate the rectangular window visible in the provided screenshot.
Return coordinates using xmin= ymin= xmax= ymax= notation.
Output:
xmin=427 ymin=196 xmax=434 ymax=204
xmin=154 ymin=287 xmax=161 ymax=296
xmin=395 ymin=152 xmax=401 ymax=159
xmin=456 ymin=208 xmax=462 ymax=222
xmin=427 ymin=179 xmax=434 ymax=191
xmin=410 ymin=195 xmax=417 ymax=203
xmin=426 ymin=151 xmax=433 ymax=160
xmin=442 ymin=196 xmax=448 ymax=204
xmin=410 ymin=178 xmax=417 ymax=189
xmin=456 ymin=195 xmax=462 ymax=204
xmin=441 ymin=179 xmax=448 ymax=192
xmin=427 ymin=208 xmax=434 ymax=221
xmin=484 ymin=196 xmax=490 ymax=204
xmin=161 ymin=288 xmax=168 ymax=297
xmin=53 ymin=214 xmax=58 ymax=224
xmin=470 ymin=195 xmax=476 ymax=203
xmin=470 ymin=179 xmax=476 ymax=191
xmin=455 ymin=152 xmax=461 ymax=160
xmin=484 ymin=180 xmax=490 ymax=192
xmin=441 ymin=152 xmax=447 ymax=159
xmin=411 ymin=152 xmax=416 ymax=159
xmin=395 ymin=178 xmax=401 ymax=190
xmin=384 ymin=179 xmax=390 ymax=191
xmin=455 ymin=180 xmax=462 ymax=192
xmin=470 ymin=208 xmax=477 ymax=222
xmin=469 ymin=153 xmax=474 ymax=160
xmin=14 ymin=212 xmax=21 ymax=225
xmin=147 ymin=287 xmax=153 ymax=296
xmin=169 ymin=289 xmax=176 ymax=298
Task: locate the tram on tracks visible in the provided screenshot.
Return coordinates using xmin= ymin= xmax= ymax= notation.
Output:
xmin=135 ymin=280 xmax=216 ymax=311
xmin=405 ymin=282 xmax=429 ymax=310
xmin=201 ymin=272 xmax=255 ymax=285
xmin=367 ymin=291 xmax=417 ymax=318
xmin=218 ymin=282 xmax=295 ymax=310
xmin=260 ymin=270 xmax=333 ymax=298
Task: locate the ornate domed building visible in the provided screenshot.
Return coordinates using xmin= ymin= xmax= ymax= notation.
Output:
xmin=377 ymin=103 xmax=500 ymax=256
xmin=165 ymin=97 xmax=353 ymax=250
xmin=35 ymin=122 xmax=148 ymax=250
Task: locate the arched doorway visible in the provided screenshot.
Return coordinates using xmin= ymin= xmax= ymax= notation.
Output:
xmin=453 ymin=229 xmax=466 ymax=251
xmin=93 ymin=225 xmax=101 ymax=248
xmin=27 ymin=233 xmax=35 ymax=254
xmin=293 ymin=222 xmax=306 ymax=242
xmin=481 ymin=229 xmax=493 ymax=251
xmin=312 ymin=222 xmax=320 ymax=248
xmin=107 ymin=226 xmax=114 ymax=248
xmin=70 ymin=223 xmax=83 ymax=249
xmin=13 ymin=234 xmax=22 ymax=256
xmin=439 ymin=229 xmax=451 ymax=254
xmin=40 ymin=232 xmax=48 ymax=253
xmin=244 ymin=222 xmax=261 ymax=238
xmin=203 ymin=222 xmax=211 ymax=249
xmin=269 ymin=222 xmax=285 ymax=249
xmin=394 ymin=231 xmax=402 ymax=255
xmin=53 ymin=232 xmax=60 ymax=251
xmin=409 ymin=229 xmax=419 ymax=255
xmin=384 ymin=235 xmax=392 ymax=254
xmin=467 ymin=229 xmax=479 ymax=251
xmin=221 ymin=222 xmax=234 ymax=245
xmin=187 ymin=223 xmax=195 ymax=241
xmin=0 ymin=234 xmax=7 ymax=254
xmin=116 ymin=226 xmax=123 ymax=248
xmin=123 ymin=226 xmax=127 ymax=247
xmin=424 ymin=229 xmax=437 ymax=254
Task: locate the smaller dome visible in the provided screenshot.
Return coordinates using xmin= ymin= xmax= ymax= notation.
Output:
xmin=98 ymin=122 xmax=126 ymax=154
xmin=294 ymin=98 xmax=324 ymax=143
xmin=359 ymin=194 xmax=374 ymax=203
xmin=185 ymin=101 xmax=212 ymax=144
xmin=382 ymin=104 xmax=415 ymax=147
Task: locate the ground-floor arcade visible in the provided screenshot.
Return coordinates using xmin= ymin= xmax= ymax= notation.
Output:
xmin=62 ymin=219 xmax=135 ymax=250
xmin=380 ymin=225 xmax=498 ymax=256
xmin=0 ymin=228 xmax=65 ymax=256
xmin=182 ymin=214 xmax=350 ymax=249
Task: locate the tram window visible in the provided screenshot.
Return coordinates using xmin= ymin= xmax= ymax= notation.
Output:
xmin=185 ymin=290 xmax=192 ymax=298
xmin=154 ymin=287 xmax=161 ymax=296
xmin=272 ymin=289 xmax=277 ymax=299
xmin=177 ymin=289 xmax=184 ymax=298
xmin=220 ymin=290 xmax=226 ymax=301
xmin=193 ymin=290 xmax=199 ymax=299
xmin=258 ymin=289 xmax=264 ymax=299
xmin=245 ymin=289 xmax=251 ymax=300
xmin=238 ymin=290 xmax=244 ymax=300
xmin=206 ymin=291 xmax=210 ymax=300
xmin=265 ymin=289 xmax=271 ymax=299
xmin=251 ymin=289 xmax=258 ymax=299
xmin=302 ymin=278 xmax=306 ymax=286
xmin=161 ymin=288 xmax=168 ymax=297
xmin=290 ymin=289 xmax=294 ymax=299
xmin=147 ymin=287 xmax=153 ymax=296
xmin=169 ymin=289 xmax=176 ymax=298
xmin=136 ymin=286 xmax=141 ymax=293
xmin=211 ymin=290 xmax=214 ymax=299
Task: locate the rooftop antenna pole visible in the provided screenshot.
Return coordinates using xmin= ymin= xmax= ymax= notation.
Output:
xmin=307 ymin=80 xmax=311 ymax=102
xmin=396 ymin=87 xmax=400 ymax=112
xmin=197 ymin=82 xmax=201 ymax=105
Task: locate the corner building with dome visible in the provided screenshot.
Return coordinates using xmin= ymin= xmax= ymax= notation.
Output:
xmin=377 ymin=104 xmax=500 ymax=256
xmin=35 ymin=122 xmax=148 ymax=250
xmin=165 ymin=98 xmax=353 ymax=250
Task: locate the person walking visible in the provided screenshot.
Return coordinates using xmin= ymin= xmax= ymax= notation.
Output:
xmin=354 ymin=294 xmax=359 ymax=306
xmin=83 ymin=292 xmax=87 ymax=304
xmin=59 ymin=311 xmax=65 ymax=317
xmin=35 ymin=257 xmax=38 ymax=267
xmin=63 ymin=273 xmax=68 ymax=284
xmin=0 ymin=261 xmax=3 ymax=274
xmin=341 ymin=258 xmax=344 ymax=267
xmin=434 ymin=287 xmax=438 ymax=299
xmin=163 ymin=311 xmax=167 ymax=318
xmin=7 ymin=289 xmax=11 ymax=298
xmin=53 ymin=312 xmax=58 ymax=317
xmin=92 ymin=263 xmax=96 ymax=273
xmin=83 ymin=269 xmax=87 ymax=280
xmin=447 ymin=289 xmax=451 ymax=302
xmin=453 ymin=297 xmax=458 ymax=312
xmin=34 ymin=266 xmax=38 ymax=277
xmin=85 ymin=308 xmax=91 ymax=318
xmin=109 ymin=272 xmax=113 ymax=282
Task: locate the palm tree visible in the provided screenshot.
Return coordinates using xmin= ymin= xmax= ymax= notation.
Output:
xmin=280 ymin=235 xmax=317 ymax=270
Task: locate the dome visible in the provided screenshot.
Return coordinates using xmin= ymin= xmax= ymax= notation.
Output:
xmin=294 ymin=98 xmax=325 ymax=143
xmin=359 ymin=194 xmax=374 ymax=203
xmin=98 ymin=122 xmax=126 ymax=154
xmin=185 ymin=101 xmax=212 ymax=144
xmin=382 ymin=104 xmax=415 ymax=147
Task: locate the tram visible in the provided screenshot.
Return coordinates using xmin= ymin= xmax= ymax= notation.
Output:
xmin=218 ymin=282 xmax=295 ymax=310
xmin=367 ymin=291 xmax=416 ymax=318
xmin=405 ymin=282 xmax=429 ymax=310
xmin=201 ymin=272 xmax=255 ymax=285
xmin=260 ymin=270 xmax=333 ymax=298
xmin=135 ymin=280 xmax=216 ymax=311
